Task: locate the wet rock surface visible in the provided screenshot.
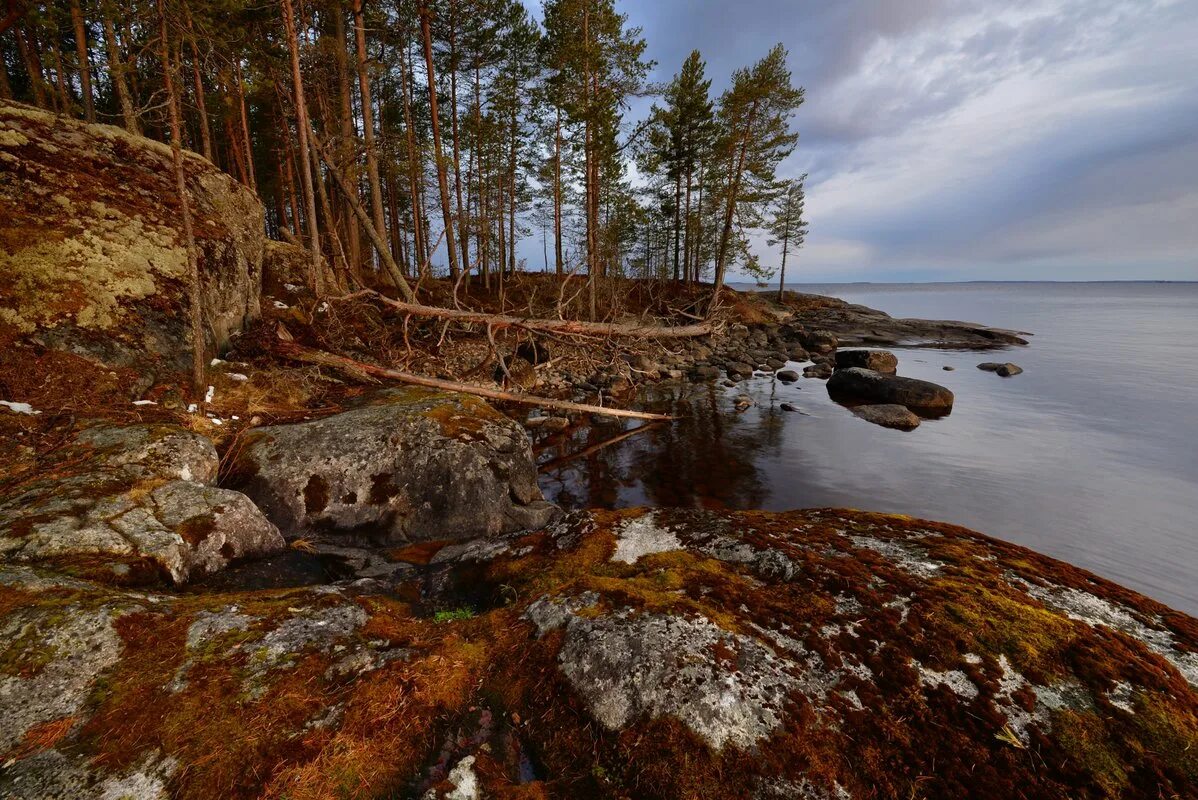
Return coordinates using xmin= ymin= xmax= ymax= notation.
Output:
xmin=835 ymin=348 xmax=898 ymax=374
xmin=228 ymin=386 xmax=559 ymax=543
xmin=2 ymin=507 xmax=1196 ymax=799
xmin=0 ymin=423 xmax=283 ymax=585
xmin=827 ymin=367 xmax=955 ymax=415
xmin=851 ymin=403 xmax=922 ymax=430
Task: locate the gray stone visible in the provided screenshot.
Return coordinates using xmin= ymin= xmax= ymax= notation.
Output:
xmin=776 ymin=369 xmax=800 ymax=382
xmin=0 ymin=424 xmax=283 ymax=584
xmin=230 ymin=387 xmax=559 ymax=542
xmin=803 ymin=363 xmax=833 ymax=379
xmin=835 ymin=349 xmax=898 ymax=374
xmin=851 ymin=404 xmax=921 ymax=431
xmin=725 ymin=361 xmax=754 ymax=378
xmin=525 ymin=602 xmax=800 ymax=751
xmin=827 ymin=368 xmax=954 ymax=415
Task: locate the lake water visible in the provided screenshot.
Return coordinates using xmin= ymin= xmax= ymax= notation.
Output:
xmin=537 ymin=282 xmax=1198 ymax=616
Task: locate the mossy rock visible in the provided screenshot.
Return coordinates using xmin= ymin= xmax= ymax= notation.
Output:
xmin=1 ymin=507 xmax=1196 ymax=799
xmin=0 ymin=101 xmax=264 ymax=376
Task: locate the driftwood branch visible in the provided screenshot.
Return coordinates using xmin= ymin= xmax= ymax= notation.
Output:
xmin=339 ymin=289 xmax=715 ymax=339
xmin=272 ymin=340 xmax=675 ymax=421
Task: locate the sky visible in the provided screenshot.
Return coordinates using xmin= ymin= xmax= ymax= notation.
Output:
xmin=522 ymin=0 xmax=1198 ymax=283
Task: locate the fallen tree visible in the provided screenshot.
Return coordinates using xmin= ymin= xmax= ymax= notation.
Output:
xmin=271 ymin=339 xmax=675 ymax=422
xmin=338 ymin=289 xmax=716 ymax=339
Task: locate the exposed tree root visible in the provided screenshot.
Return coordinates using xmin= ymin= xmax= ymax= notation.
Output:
xmin=337 ymin=289 xmax=716 ymax=339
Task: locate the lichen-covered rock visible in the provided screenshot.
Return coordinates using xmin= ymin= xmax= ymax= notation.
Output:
xmin=0 ymin=101 xmax=264 ymax=374
xmin=228 ymin=387 xmax=560 ymax=542
xmin=827 ymin=366 xmax=955 ymax=415
xmin=2 ymin=508 xmax=1197 ymax=799
xmin=0 ymin=423 xmax=283 ymax=584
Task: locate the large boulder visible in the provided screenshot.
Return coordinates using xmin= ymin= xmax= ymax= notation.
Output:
xmin=3 ymin=507 xmax=1196 ymax=799
xmin=827 ymin=367 xmax=955 ymax=415
xmin=228 ymin=387 xmax=559 ymax=542
xmin=835 ymin=348 xmax=898 ymax=374
xmin=0 ymin=423 xmax=283 ymax=584
xmin=0 ymin=101 xmax=264 ymax=375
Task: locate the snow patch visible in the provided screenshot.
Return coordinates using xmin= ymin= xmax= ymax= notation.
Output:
xmin=611 ymin=512 xmax=682 ymax=564
xmin=0 ymin=400 xmax=40 ymax=415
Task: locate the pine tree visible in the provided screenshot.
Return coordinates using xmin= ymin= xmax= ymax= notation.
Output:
xmin=710 ymin=44 xmax=803 ymax=301
xmin=767 ymin=175 xmax=807 ymax=301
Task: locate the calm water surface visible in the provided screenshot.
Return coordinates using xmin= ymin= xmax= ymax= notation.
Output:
xmin=537 ymin=282 xmax=1198 ymax=615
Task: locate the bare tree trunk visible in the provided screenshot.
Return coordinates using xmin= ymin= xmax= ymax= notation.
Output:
xmin=281 ymin=0 xmax=322 ymax=294
xmin=273 ymin=339 xmax=676 ymax=420
xmin=398 ymin=38 xmax=426 ymax=278
xmin=187 ymin=34 xmax=212 ymax=160
xmin=48 ymin=41 xmax=73 ymax=115
xmin=352 ymin=0 xmax=387 ymax=266
xmin=101 ymin=10 xmax=138 ymax=133
xmin=157 ymin=0 xmax=204 ymax=397
xmin=671 ymin=169 xmax=682 ymax=282
xmin=0 ymin=49 xmax=10 ymax=99
xmin=508 ymin=99 xmax=517 ymax=277
xmin=234 ymin=60 xmax=255 ymax=190
xmin=14 ymin=26 xmax=48 ymax=108
xmin=311 ymin=129 xmax=416 ymax=301
xmin=682 ymin=165 xmax=693 ymax=284
xmin=418 ymin=1 xmax=460 ymax=279
xmin=712 ymin=104 xmax=757 ymax=301
xmin=332 ymin=2 xmax=360 ymax=272
xmin=447 ymin=3 xmax=470 ymax=279
xmin=69 ymin=0 xmax=96 ymax=122
xmin=553 ymin=106 xmax=563 ymax=277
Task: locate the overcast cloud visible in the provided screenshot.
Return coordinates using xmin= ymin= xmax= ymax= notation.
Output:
xmin=526 ymin=0 xmax=1198 ymax=282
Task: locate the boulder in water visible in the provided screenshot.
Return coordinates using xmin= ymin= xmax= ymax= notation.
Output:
xmin=827 ymin=367 xmax=954 ymax=415
xmin=835 ymin=349 xmax=898 ymax=374
xmin=852 ymin=403 xmax=921 ymax=430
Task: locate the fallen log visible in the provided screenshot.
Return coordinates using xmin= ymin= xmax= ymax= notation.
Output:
xmin=272 ymin=340 xmax=675 ymax=422
xmin=340 ymin=289 xmax=715 ymax=339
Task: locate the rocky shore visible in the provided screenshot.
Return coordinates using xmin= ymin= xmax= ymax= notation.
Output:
xmin=2 ymin=100 xmax=1193 ymax=800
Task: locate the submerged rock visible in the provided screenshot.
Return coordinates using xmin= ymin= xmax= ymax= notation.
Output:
xmin=827 ymin=367 xmax=955 ymax=415
xmin=0 ymin=101 xmax=264 ymax=374
xmin=228 ymin=387 xmax=559 ymax=542
xmin=3 ymin=507 xmax=1197 ymax=799
xmin=851 ymin=403 xmax=921 ymax=430
xmin=0 ymin=423 xmax=283 ymax=585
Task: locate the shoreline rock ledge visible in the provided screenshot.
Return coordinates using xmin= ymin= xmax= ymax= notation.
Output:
xmin=2 ymin=506 xmax=1197 ymax=799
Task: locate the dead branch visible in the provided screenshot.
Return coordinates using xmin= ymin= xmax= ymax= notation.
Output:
xmin=338 ymin=289 xmax=714 ymax=339
xmin=537 ymin=422 xmax=662 ymax=471
xmin=270 ymin=339 xmax=675 ymax=421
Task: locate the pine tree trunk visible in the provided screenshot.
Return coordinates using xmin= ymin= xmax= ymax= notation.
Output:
xmin=281 ymin=0 xmax=322 ymax=294
xmin=418 ymin=1 xmax=460 ymax=279
xmin=352 ymin=0 xmax=387 ymax=264
xmin=332 ymin=2 xmax=360 ymax=272
xmin=234 ymin=61 xmax=255 ymax=190
xmin=188 ymin=35 xmax=213 ymax=160
xmin=399 ymin=38 xmax=426 ymax=278
xmin=553 ymin=106 xmax=563 ymax=277
xmin=0 ymin=50 xmax=10 ymax=99
xmin=508 ymin=99 xmax=517 ymax=277
xmin=48 ymin=42 xmax=73 ymax=115
xmin=15 ymin=26 xmax=48 ymax=108
xmin=70 ymin=0 xmax=96 ymax=122
xmin=157 ymin=0 xmax=204 ymax=397
xmin=672 ymin=169 xmax=682 ymax=282
xmin=682 ymin=165 xmax=693 ymax=284
xmin=713 ymin=103 xmax=757 ymax=300
xmin=448 ymin=3 xmax=470 ymax=279
xmin=101 ymin=11 xmax=139 ymax=133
